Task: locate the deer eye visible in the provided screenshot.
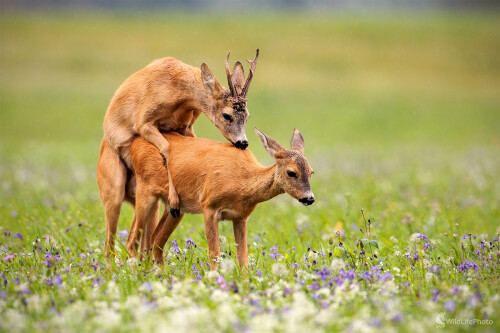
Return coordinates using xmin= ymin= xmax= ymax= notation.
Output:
xmin=222 ymin=113 xmax=233 ymax=122
xmin=287 ymin=170 xmax=297 ymax=178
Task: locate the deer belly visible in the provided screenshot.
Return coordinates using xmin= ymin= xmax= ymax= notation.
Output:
xmin=181 ymin=203 xmax=203 ymax=215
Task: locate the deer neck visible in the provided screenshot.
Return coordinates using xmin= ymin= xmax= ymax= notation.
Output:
xmin=244 ymin=164 xmax=284 ymax=204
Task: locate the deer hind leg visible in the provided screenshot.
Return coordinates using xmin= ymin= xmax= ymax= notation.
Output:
xmin=127 ymin=192 xmax=157 ymax=259
xmin=97 ymin=139 xmax=127 ymax=264
xmin=152 ymin=208 xmax=184 ymax=265
xmin=140 ymin=199 xmax=160 ymax=261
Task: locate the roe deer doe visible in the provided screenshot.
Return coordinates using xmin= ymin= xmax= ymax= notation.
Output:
xmin=97 ymin=50 xmax=259 ymax=261
xmin=128 ymin=128 xmax=315 ymax=269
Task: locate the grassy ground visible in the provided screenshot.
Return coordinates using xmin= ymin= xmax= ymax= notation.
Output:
xmin=1 ymin=11 xmax=499 ymax=332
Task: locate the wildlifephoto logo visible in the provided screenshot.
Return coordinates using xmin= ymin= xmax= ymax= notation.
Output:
xmin=436 ymin=312 xmax=493 ymax=328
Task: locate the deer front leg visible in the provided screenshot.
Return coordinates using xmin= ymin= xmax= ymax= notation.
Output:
xmin=137 ymin=122 xmax=180 ymax=218
xmin=203 ymin=211 xmax=220 ymax=270
xmin=232 ymin=218 xmax=248 ymax=272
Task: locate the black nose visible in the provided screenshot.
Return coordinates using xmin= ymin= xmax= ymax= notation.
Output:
xmin=299 ymin=196 xmax=315 ymax=206
xmin=234 ymin=140 xmax=248 ymax=150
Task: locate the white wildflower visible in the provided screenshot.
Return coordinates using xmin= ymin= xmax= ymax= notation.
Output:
xmin=220 ymin=258 xmax=235 ymax=273
xmin=409 ymin=233 xmax=421 ymax=243
xmin=272 ymin=263 xmax=288 ymax=278
xmin=106 ymin=281 xmax=120 ymax=299
xmin=219 ymin=236 xmax=227 ymax=251
xmin=205 ymin=270 xmax=220 ymax=280
xmin=126 ymin=257 xmax=138 ymax=267
xmin=330 ymin=258 xmax=345 ymax=274
xmin=2 ymin=309 xmax=26 ymax=332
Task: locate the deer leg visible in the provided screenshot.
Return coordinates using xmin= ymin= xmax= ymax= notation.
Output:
xmin=97 ymin=139 xmax=127 ymax=265
xmin=137 ymin=122 xmax=180 ymax=218
xmin=232 ymin=218 xmax=248 ymax=272
xmin=166 ymin=168 xmax=180 ymax=218
xmin=203 ymin=211 xmax=220 ymax=270
xmin=141 ymin=199 xmax=160 ymax=260
xmin=152 ymin=209 xmax=184 ymax=265
xmin=127 ymin=194 xmax=157 ymax=259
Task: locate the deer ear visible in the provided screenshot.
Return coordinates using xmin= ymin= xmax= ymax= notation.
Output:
xmin=231 ymin=61 xmax=245 ymax=94
xmin=255 ymin=127 xmax=283 ymax=158
xmin=201 ymin=63 xmax=222 ymax=96
xmin=290 ymin=128 xmax=304 ymax=153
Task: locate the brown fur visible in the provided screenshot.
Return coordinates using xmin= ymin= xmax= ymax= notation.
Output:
xmin=97 ymin=52 xmax=258 ymax=261
xmin=128 ymin=128 xmax=314 ymax=269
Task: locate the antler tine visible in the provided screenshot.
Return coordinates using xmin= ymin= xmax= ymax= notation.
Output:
xmin=225 ymin=51 xmax=236 ymax=96
xmin=241 ymin=49 xmax=259 ymax=97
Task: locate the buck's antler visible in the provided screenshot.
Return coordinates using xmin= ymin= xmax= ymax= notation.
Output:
xmin=225 ymin=51 xmax=237 ymax=96
xmin=240 ymin=49 xmax=259 ymax=97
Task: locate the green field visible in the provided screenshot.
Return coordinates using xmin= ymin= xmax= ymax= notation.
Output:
xmin=1 ymin=12 xmax=499 ymax=332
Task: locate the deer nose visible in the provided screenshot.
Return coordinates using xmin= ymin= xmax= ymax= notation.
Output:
xmin=299 ymin=195 xmax=315 ymax=206
xmin=234 ymin=140 xmax=248 ymax=150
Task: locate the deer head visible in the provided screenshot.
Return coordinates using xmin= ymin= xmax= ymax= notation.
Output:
xmin=255 ymin=127 xmax=315 ymax=206
xmin=201 ymin=49 xmax=259 ymax=150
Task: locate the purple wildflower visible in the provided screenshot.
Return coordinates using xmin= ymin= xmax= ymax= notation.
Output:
xmin=141 ymin=282 xmax=152 ymax=291
xmin=430 ymin=265 xmax=440 ymax=274
xmin=310 ymin=282 xmax=320 ymax=290
xmin=92 ymin=276 xmax=104 ymax=287
xmin=423 ymin=243 xmax=435 ymax=251
xmin=432 ymin=288 xmax=440 ymax=302
xmin=283 ymin=287 xmax=293 ymax=296
xmin=444 ymin=300 xmax=455 ymax=312
xmin=316 ymin=267 xmax=330 ymax=281
xmin=269 ymin=250 xmax=281 ymax=260
xmin=340 ymin=269 xmax=357 ymax=280
xmin=417 ymin=234 xmax=428 ymax=241
xmin=53 ymin=274 xmax=63 ymax=289
xmin=255 ymin=270 xmax=262 ymax=278
xmin=65 ymin=227 xmax=70 ymax=232
xmin=185 ymin=237 xmax=195 ymax=249
xmin=191 ymin=263 xmax=201 ymax=282
xmin=359 ymin=271 xmax=372 ymax=280
xmin=170 ymin=239 xmax=181 ymax=255
xmin=2 ymin=254 xmax=15 ymax=262
xmin=292 ymin=263 xmax=299 ymax=270
xmin=13 ymin=233 xmax=23 ymax=240
xmin=379 ymin=272 xmax=393 ymax=282
xmin=117 ymin=230 xmax=128 ymax=241
xmin=457 ymin=260 xmax=479 ymax=273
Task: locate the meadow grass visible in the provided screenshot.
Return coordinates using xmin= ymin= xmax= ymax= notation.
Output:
xmin=0 ymin=11 xmax=499 ymax=332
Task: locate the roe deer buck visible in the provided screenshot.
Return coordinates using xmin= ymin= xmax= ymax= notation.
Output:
xmin=97 ymin=50 xmax=259 ymax=260
xmin=128 ymin=128 xmax=315 ymax=269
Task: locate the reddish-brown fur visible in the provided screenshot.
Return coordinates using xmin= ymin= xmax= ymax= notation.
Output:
xmin=97 ymin=51 xmax=259 ymax=262
xmin=128 ymin=128 xmax=315 ymax=269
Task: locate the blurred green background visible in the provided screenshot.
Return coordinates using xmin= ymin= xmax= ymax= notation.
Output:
xmin=1 ymin=12 xmax=499 ymax=160
xmin=1 ymin=11 xmax=499 ymax=236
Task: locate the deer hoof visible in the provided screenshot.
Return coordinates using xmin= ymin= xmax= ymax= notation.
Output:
xmin=170 ymin=207 xmax=180 ymax=218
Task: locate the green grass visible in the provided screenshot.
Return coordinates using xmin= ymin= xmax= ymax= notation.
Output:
xmin=0 ymin=11 xmax=499 ymax=332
